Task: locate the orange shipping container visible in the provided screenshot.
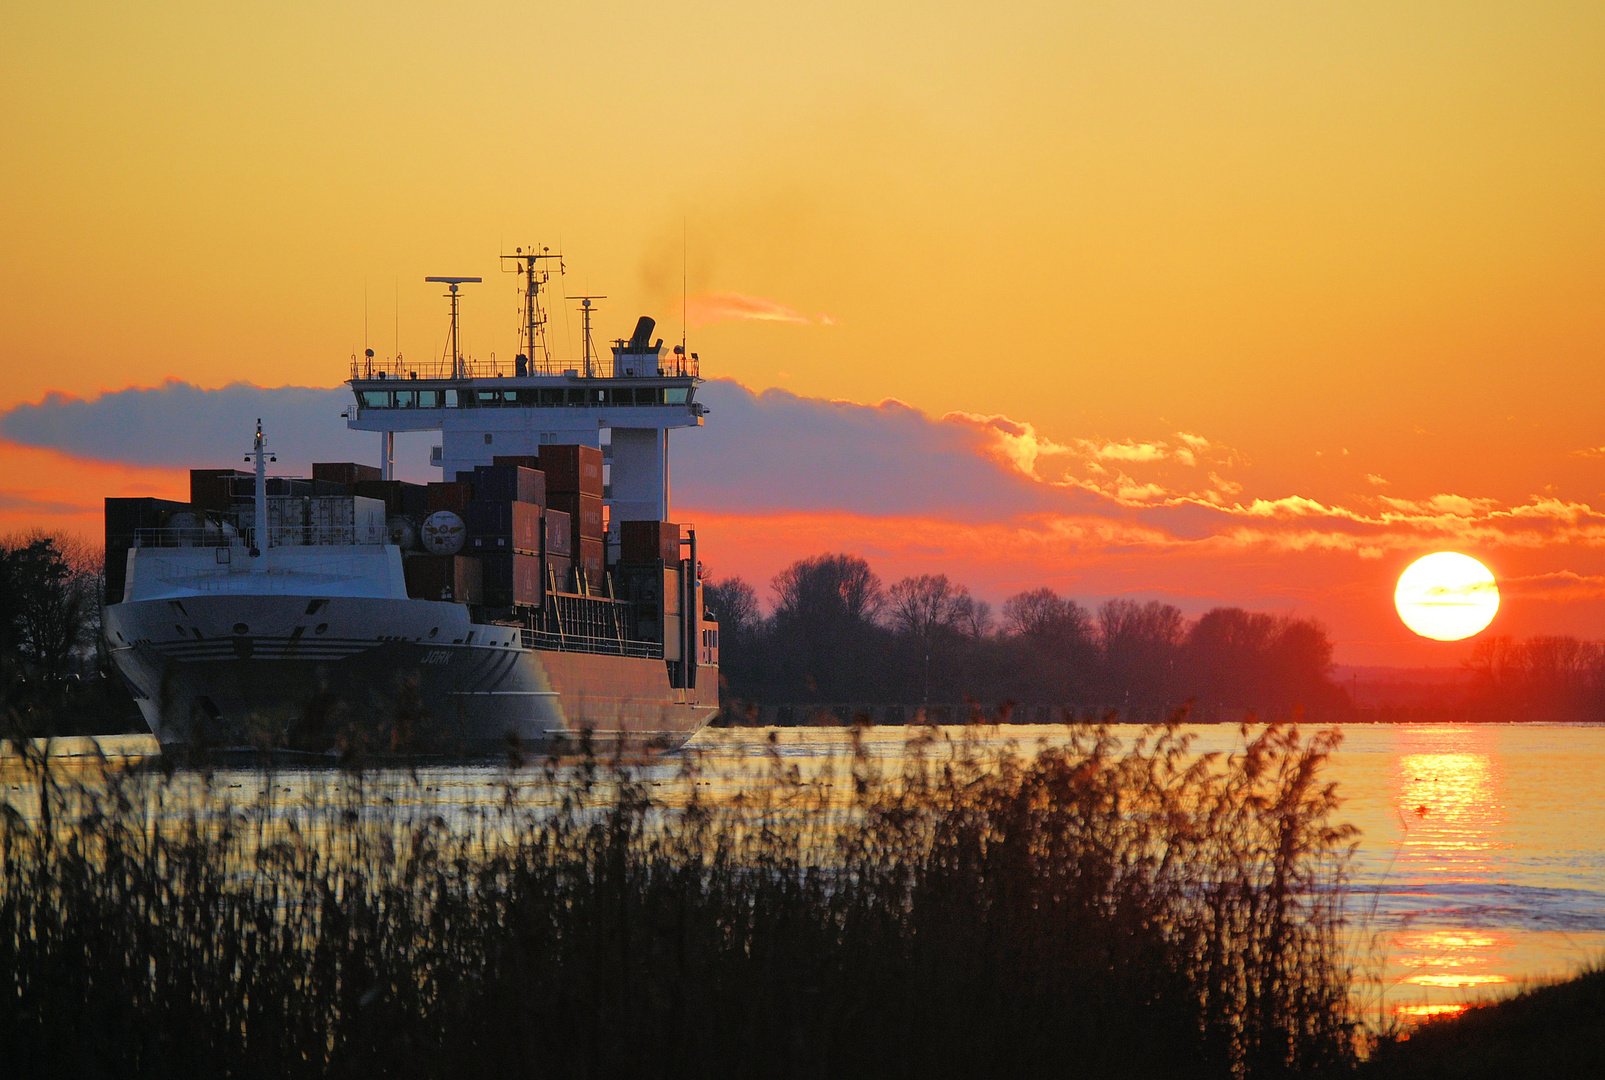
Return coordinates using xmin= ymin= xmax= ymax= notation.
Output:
xmin=548 ymin=492 xmax=604 ymax=540
xmin=576 ymin=537 xmax=605 ymax=588
xmin=481 ymin=552 xmax=544 ymax=607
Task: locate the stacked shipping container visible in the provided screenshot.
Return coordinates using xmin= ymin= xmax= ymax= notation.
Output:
xmin=541 ymin=445 xmax=605 ymax=588
xmin=466 ymin=463 xmax=549 ymax=608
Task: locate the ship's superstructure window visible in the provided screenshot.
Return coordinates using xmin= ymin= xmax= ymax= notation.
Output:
xmin=665 ymin=387 xmax=689 ymax=404
xmin=395 ymin=390 xmax=417 ymax=408
xmin=362 ymin=390 xmax=391 ymax=408
xmin=418 ymin=390 xmax=441 ymax=407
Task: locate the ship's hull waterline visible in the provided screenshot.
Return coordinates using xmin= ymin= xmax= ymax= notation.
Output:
xmin=104 ymin=593 xmax=717 ymax=758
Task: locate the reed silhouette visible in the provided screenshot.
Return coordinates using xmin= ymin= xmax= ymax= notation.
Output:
xmin=1 ymin=716 xmax=1360 ymax=1078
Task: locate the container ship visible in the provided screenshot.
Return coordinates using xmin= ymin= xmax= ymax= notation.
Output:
xmin=101 ymin=259 xmax=720 ymax=756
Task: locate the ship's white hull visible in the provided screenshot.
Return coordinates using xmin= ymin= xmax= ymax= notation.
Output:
xmin=103 ymin=592 xmax=717 ymax=757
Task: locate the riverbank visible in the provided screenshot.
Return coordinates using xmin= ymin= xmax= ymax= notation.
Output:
xmin=1362 ymin=965 xmax=1605 ymax=1078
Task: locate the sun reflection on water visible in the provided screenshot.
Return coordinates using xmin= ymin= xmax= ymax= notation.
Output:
xmin=1387 ymin=726 xmax=1511 ymax=1009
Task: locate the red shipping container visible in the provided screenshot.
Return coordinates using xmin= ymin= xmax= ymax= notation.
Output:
xmin=427 ymin=481 xmax=474 ymax=514
xmin=537 ymin=444 xmax=604 ymax=496
xmin=403 ymin=553 xmax=483 ymax=604
xmin=621 ymin=520 xmax=680 ymax=564
xmin=480 ymin=552 xmax=544 ymax=607
xmin=313 ymin=462 xmax=382 ymax=486
xmin=473 ymin=464 xmax=545 ymax=505
xmin=543 ymin=509 xmax=572 ymax=556
xmin=548 ymin=492 xmax=604 ymax=540
xmin=190 ymin=469 xmax=252 ymax=512
xmin=466 ymin=500 xmax=541 ymax=553
xmin=354 ymin=479 xmax=410 ymax=516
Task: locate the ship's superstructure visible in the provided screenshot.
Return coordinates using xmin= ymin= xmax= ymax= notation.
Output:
xmin=102 ymin=256 xmax=720 ymax=756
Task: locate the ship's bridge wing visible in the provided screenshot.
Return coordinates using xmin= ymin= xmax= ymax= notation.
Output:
xmin=345 ymin=343 xmax=707 ymax=525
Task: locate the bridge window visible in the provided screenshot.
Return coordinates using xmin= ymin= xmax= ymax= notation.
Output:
xmin=475 ymin=389 xmax=501 ymax=406
xmin=540 ymin=388 xmax=565 ymax=405
xmin=565 ymin=388 xmax=587 ymax=405
xmin=665 ymin=387 xmax=689 ymax=404
xmin=418 ymin=389 xmax=441 ymax=407
xmin=636 ymin=387 xmax=663 ymax=404
xmin=395 ymin=390 xmax=417 ymax=408
xmin=361 ymin=390 xmax=392 ymax=408
xmin=444 ymin=388 xmax=459 ymax=407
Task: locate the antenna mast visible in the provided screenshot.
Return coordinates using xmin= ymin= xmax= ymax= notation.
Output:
xmin=566 ymin=294 xmax=607 ymax=378
xmin=424 ymin=276 xmax=482 ymax=378
xmin=500 ymin=246 xmax=563 ymax=368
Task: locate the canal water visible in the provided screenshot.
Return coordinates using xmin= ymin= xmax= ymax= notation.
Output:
xmin=14 ymin=721 xmax=1605 ymax=1022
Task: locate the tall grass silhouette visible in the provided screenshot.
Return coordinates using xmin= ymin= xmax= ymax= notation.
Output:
xmin=2 ymin=716 xmax=1359 ymax=1078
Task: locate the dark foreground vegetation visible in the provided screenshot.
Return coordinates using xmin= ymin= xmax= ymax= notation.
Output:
xmin=4 ymin=721 xmax=1362 ymax=1078
xmin=1361 ymin=965 xmax=1605 ymax=1079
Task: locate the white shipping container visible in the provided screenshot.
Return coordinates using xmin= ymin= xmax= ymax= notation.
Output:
xmin=239 ymin=497 xmax=309 ymax=545
xmin=239 ymin=495 xmax=386 ymax=545
xmin=307 ymin=495 xmax=387 ymax=544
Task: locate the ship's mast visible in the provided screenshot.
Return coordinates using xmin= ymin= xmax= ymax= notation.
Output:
xmin=425 ymin=276 xmax=482 ymax=378
xmin=246 ymin=418 xmax=274 ymax=559
xmin=567 ymin=294 xmax=606 ymax=377
xmin=501 ymin=246 xmax=562 ymax=369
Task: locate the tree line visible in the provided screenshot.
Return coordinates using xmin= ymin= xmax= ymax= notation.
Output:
xmin=704 ymin=553 xmax=1350 ymax=721
xmin=0 ymin=533 xmax=125 ymax=737
xmin=1461 ymin=635 xmax=1605 ymax=722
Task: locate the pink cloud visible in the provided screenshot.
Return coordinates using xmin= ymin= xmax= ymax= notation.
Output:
xmin=686 ymin=292 xmax=835 ymax=328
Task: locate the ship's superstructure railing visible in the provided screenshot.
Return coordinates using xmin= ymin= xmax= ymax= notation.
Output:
xmin=515 ymin=591 xmax=663 ymax=659
xmin=352 ymin=383 xmax=694 ymax=411
xmin=520 ymin=627 xmax=663 ymax=660
xmin=350 ymin=351 xmax=699 ymax=383
xmin=133 ymin=525 xmax=386 ymax=548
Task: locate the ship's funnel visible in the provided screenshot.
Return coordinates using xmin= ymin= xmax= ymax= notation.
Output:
xmin=628 ymin=316 xmax=656 ymax=351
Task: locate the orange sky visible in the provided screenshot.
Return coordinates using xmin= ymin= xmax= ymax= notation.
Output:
xmin=4 ymin=2 xmax=1605 ymax=665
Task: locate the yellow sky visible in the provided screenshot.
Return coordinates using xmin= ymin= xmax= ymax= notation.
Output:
xmin=5 ymin=2 xmax=1605 ymax=660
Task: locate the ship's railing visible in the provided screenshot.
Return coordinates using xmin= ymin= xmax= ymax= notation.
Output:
xmin=133 ymin=526 xmax=386 ymax=548
xmin=520 ymin=628 xmax=663 ymax=660
xmin=349 ymin=351 xmax=699 ymax=383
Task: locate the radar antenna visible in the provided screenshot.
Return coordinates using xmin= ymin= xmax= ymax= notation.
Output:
xmin=501 ymin=246 xmax=563 ymax=372
xmin=566 ymin=294 xmax=607 ymax=378
xmin=424 ymin=276 xmax=482 ymax=378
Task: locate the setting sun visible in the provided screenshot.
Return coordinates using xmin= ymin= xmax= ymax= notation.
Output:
xmin=1395 ymin=552 xmax=1500 ymax=641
